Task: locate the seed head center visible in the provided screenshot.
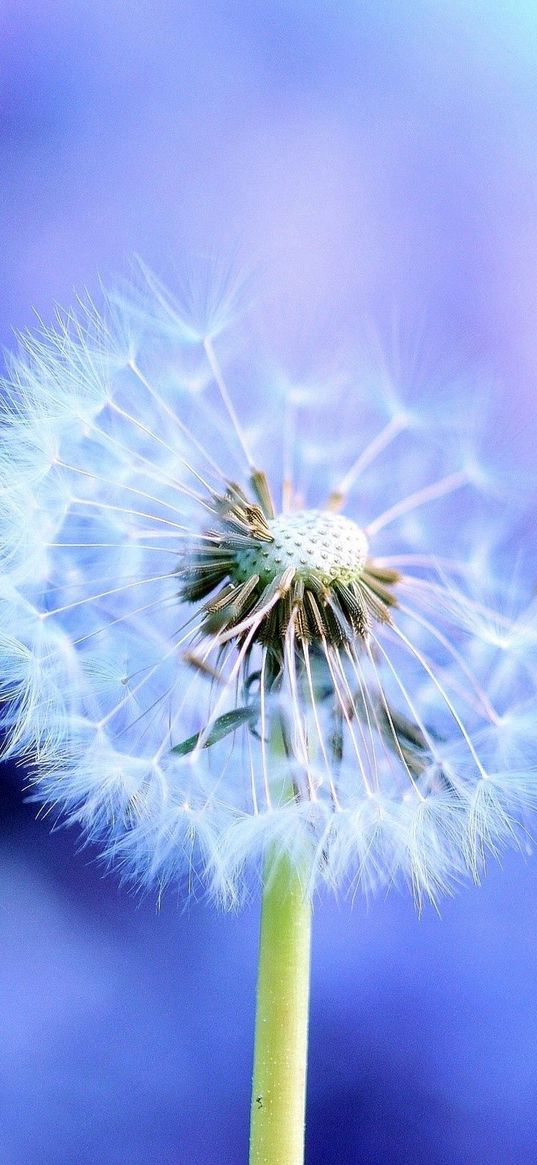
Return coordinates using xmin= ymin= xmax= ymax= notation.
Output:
xmin=234 ymin=509 xmax=369 ymax=586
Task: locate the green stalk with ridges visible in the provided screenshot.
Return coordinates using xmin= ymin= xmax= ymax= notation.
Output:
xmin=249 ymin=850 xmax=312 ymax=1165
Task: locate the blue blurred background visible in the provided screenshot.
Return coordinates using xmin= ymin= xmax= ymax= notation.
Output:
xmin=2 ymin=3 xmax=537 ymax=1162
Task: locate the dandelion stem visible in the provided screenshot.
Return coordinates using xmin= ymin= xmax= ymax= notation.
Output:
xmin=249 ymin=849 xmax=312 ymax=1165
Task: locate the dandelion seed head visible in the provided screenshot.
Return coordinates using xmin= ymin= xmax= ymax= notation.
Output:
xmin=1 ymin=270 xmax=535 ymax=908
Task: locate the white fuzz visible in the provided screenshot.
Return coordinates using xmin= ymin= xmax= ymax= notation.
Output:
xmin=0 ymin=274 xmax=535 ymax=908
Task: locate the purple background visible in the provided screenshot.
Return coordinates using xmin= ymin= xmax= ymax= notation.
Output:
xmin=1 ymin=4 xmax=537 ymax=1163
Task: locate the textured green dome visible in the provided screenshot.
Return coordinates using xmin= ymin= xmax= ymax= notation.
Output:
xmin=233 ymin=509 xmax=369 ymax=587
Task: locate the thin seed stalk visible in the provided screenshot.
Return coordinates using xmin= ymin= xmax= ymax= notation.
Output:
xmin=249 ymin=849 xmax=312 ymax=1165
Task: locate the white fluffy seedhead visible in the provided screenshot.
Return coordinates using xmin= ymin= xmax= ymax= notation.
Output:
xmin=0 ymin=273 xmax=535 ymax=907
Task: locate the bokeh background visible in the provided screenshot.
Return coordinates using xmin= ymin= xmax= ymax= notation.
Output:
xmin=2 ymin=3 xmax=537 ymax=1162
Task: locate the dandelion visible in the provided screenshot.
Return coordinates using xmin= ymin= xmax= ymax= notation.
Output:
xmin=1 ymin=270 xmax=535 ymax=1164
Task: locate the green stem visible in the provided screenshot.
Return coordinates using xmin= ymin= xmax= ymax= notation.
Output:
xmin=249 ymin=850 xmax=312 ymax=1165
